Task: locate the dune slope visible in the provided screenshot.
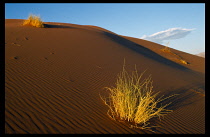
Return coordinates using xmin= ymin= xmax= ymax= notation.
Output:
xmin=5 ymin=19 xmax=205 ymax=134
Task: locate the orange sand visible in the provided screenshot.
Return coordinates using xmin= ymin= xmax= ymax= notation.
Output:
xmin=5 ymin=19 xmax=205 ymax=134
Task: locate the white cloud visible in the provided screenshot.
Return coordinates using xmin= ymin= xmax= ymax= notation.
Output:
xmin=140 ymin=28 xmax=195 ymax=44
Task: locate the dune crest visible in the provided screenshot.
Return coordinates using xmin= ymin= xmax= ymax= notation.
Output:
xmin=5 ymin=19 xmax=205 ymax=134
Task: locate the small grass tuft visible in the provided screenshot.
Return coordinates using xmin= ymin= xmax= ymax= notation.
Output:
xmin=161 ymin=46 xmax=189 ymax=65
xmin=100 ymin=61 xmax=178 ymax=130
xmin=23 ymin=14 xmax=44 ymax=28
xmin=161 ymin=42 xmax=171 ymax=53
xmin=179 ymin=59 xmax=188 ymax=64
xmin=161 ymin=46 xmax=171 ymax=53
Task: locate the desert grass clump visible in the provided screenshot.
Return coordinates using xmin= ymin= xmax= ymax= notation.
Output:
xmin=179 ymin=59 xmax=188 ymax=65
xmin=161 ymin=47 xmax=189 ymax=65
xmin=161 ymin=42 xmax=171 ymax=53
xmin=161 ymin=46 xmax=171 ymax=53
xmin=100 ymin=62 xmax=177 ymax=130
xmin=23 ymin=14 xmax=44 ymax=28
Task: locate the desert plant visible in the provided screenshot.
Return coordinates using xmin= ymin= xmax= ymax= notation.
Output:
xmin=100 ymin=62 xmax=177 ymax=130
xmin=179 ymin=59 xmax=188 ymax=64
xmin=161 ymin=42 xmax=189 ymax=65
xmin=161 ymin=41 xmax=171 ymax=53
xmin=161 ymin=46 xmax=171 ymax=53
xmin=23 ymin=14 xmax=44 ymax=28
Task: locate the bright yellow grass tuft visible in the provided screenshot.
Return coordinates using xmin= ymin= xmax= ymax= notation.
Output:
xmin=179 ymin=59 xmax=188 ymax=65
xmin=161 ymin=46 xmax=171 ymax=53
xmin=100 ymin=62 xmax=177 ymax=130
xmin=23 ymin=14 xmax=44 ymax=28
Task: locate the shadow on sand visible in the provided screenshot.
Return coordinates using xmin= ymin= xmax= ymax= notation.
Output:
xmin=44 ymin=24 xmax=73 ymax=28
xmin=157 ymin=83 xmax=205 ymax=111
xmin=133 ymin=83 xmax=205 ymax=133
xmin=103 ymin=32 xmax=190 ymax=71
xmin=44 ymin=23 xmax=198 ymax=73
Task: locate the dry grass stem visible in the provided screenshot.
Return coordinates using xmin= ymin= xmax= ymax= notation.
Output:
xmin=23 ymin=14 xmax=44 ymax=28
xmin=100 ymin=62 xmax=177 ymax=130
xmin=161 ymin=47 xmax=189 ymax=65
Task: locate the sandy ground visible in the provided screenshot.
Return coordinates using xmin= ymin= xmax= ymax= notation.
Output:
xmin=5 ymin=19 xmax=205 ymax=134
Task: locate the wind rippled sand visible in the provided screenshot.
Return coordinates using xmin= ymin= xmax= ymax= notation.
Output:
xmin=5 ymin=19 xmax=205 ymax=134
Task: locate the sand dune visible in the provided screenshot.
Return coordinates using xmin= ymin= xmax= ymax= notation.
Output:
xmin=196 ymin=52 xmax=205 ymax=58
xmin=5 ymin=19 xmax=205 ymax=134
